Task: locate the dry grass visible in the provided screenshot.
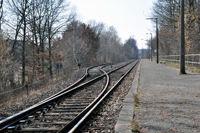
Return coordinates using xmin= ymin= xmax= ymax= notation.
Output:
xmin=186 ymin=66 xmax=200 ymax=73
xmin=160 ymin=61 xmax=200 ymax=73
xmin=0 ymin=74 xmax=70 ymax=110
xmin=165 ymin=61 xmax=180 ymax=69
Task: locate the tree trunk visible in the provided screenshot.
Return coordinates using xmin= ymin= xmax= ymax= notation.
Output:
xmin=22 ymin=11 xmax=26 ymax=86
xmin=48 ymin=38 xmax=53 ymax=78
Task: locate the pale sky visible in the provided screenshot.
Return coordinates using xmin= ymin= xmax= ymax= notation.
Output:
xmin=69 ymin=0 xmax=156 ymax=49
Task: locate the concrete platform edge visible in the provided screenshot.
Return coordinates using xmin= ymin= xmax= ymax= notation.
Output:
xmin=115 ymin=61 xmax=141 ymax=133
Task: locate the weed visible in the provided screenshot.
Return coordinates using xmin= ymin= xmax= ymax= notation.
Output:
xmin=134 ymin=103 xmax=139 ymax=107
xmin=131 ymin=122 xmax=140 ymax=132
xmin=138 ymin=78 xmax=140 ymax=82
xmin=134 ymin=95 xmax=139 ymax=104
xmin=134 ymin=94 xmax=140 ymax=111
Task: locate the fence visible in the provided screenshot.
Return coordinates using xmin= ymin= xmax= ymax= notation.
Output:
xmin=0 ymin=68 xmax=67 ymax=108
xmin=153 ymin=54 xmax=200 ymax=68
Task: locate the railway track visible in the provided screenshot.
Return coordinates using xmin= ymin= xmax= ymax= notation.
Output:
xmin=0 ymin=60 xmax=138 ymax=133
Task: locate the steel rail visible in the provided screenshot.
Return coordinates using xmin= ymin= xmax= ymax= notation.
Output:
xmin=36 ymin=63 xmax=110 ymax=104
xmin=0 ymin=60 xmax=134 ymax=132
xmin=60 ymin=60 xmax=139 ymax=133
xmin=0 ymin=66 xmax=93 ymax=132
xmin=38 ymin=66 xmax=91 ymax=104
xmin=58 ymin=66 xmax=110 ymax=133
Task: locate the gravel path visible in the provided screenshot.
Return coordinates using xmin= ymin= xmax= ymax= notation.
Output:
xmin=135 ymin=59 xmax=200 ymax=133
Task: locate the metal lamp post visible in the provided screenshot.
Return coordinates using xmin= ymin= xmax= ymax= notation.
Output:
xmin=146 ymin=17 xmax=158 ymax=63
xmin=180 ymin=0 xmax=186 ymax=74
xmin=150 ymin=33 xmax=152 ymax=61
xmin=146 ymin=33 xmax=149 ymax=60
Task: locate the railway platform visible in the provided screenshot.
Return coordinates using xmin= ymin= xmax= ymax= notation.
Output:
xmin=116 ymin=59 xmax=200 ymax=133
xmin=136 ymin=59 xmax=200 ymax=132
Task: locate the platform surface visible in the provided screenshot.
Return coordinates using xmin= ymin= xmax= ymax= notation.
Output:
xmin=135 ymin=59 xmax=200 ymax=132
xmin=115 ymin=59 xmax=200 ymax=133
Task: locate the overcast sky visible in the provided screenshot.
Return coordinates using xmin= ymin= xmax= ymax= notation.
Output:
xmin=69 ymin=0 xmax=156 ymax=49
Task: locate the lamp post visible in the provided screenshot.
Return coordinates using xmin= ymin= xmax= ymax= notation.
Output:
xmin=180 ymin=0 xmax=186 ymax=74
xmin=146 ymin=33 xmax=151 ymax=60
xmin=141 ymin=39 xmax=143 ymax=59
xmin=146 ymin=17 xmax=159 ymax=63
xmin=150 ymin=33 xmax=152 ymax=61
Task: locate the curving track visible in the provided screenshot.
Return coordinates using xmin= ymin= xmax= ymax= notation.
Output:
xmin=0 ymin=60 xmax=138 ymax=133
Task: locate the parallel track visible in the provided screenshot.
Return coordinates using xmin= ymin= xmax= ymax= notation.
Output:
xmin=0 ymin=60 xmax=138 ymax=133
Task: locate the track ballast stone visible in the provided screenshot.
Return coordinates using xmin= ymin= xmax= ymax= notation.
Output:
xmin=79 ymin=62 xmax=139 ymax=133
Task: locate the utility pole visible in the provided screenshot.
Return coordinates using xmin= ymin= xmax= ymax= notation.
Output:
xmin=180 ymin=0 xmax=186 ymax=74
xmin=146 ymin=18 xmax=159 ymax=63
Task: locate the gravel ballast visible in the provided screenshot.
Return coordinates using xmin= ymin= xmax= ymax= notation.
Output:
xmin=135 ymin=59 xmax=200 ymax=132
xmin=0 ymin=61 xmax=138 ymax=132
xmin=80 ymin=61 xmax=139 ymax=133
xmin=0 ymin=69 xmax=85 ymax=120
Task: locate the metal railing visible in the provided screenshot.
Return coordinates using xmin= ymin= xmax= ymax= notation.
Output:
xmin=153 ymin=54 xmax=200 ymax=67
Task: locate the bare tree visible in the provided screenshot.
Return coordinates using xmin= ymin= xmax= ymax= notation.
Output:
xmin=44 ymin=0 xmax=73 ymax=77
xmin=97 ymin=26 xmax=124 ymax=63
xmin=152 ymin=0 xmax=200 ymax=55
xmin=0 ymin=34 xmax=13 ymax=91
xmin=6 ymin=0 xmax=32 ymax=85
xmin=60 ymin=20 xmax=90 ymax=68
